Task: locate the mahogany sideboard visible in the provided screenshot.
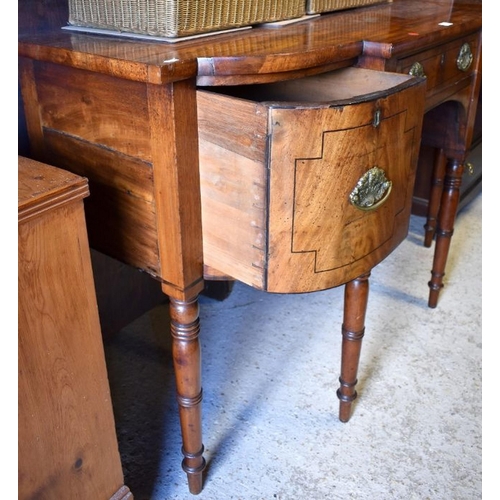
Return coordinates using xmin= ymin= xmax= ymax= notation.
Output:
xmin=18 ymin=0 xmax=482 ymax=494
xmin=18 ymin=156 xmax=132 ymax=499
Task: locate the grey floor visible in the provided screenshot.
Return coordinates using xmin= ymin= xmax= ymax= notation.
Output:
xmin=103 ymin=157 xmax=482 ymax=499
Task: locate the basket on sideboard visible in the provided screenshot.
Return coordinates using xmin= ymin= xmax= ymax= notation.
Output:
xmin=306 ymin=0 xmax=392 ymax=15
xmin=68 ymin=0 xmax=306 ymax=38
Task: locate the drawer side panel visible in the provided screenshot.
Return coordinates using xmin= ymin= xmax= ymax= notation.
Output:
xmin=199 ymin=139 xmax=267 ymax=289
xmin=197 ymin=90 xmax=268 ymax=163
xmin=198 ymin=89 xmax=269 ymax=289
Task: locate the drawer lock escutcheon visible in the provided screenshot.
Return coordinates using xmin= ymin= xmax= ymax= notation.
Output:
xmin=409 ymin=61 xmax=426 ymax=78
xmin=457 ymin=43 xmax=473 ymax=71
xmin=349 ymin=166 xmax=392 ymax=211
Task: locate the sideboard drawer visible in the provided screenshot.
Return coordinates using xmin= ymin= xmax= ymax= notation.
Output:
xmin=197 ymin=67 xmax=426 ymax=293
xmin=398 ymin=33 xmax=480 ymax=103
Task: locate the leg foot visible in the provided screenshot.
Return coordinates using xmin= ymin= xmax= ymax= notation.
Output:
xmin=337 ymin=273 xmax=370 ymax=423
xmin=170 ymin=297 xmax=206 ymax=494
xmin=183 ymin=445 xmax=205 ymax=495
xmin=187 ymin=471 xmax=204 ymax=496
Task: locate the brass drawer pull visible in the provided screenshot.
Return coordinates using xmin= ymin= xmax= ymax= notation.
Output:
xmin=409 ymin=61 xmax=426 ymax=78
xmin=466 ymin=162 xmax=474 ymax=175
xmin=349 ymin=166 xmax=392 ymax=211
xmin=457 ymin=42 xmax=473 ymax=71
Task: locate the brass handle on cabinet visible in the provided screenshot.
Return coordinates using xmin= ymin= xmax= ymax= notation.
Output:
xmin=409 ymin=61 xmax=426 ymax=78
xmin=457 ymin=43 xmax=473 ymax=71
xmin=349 ymin=167 xmax=392 ymax=211
xmin=466 ymin=162 xmax=474 ymax=175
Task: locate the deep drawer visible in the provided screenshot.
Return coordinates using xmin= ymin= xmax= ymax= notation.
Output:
xmin=197 ymin=67 xmax=426 ymax=293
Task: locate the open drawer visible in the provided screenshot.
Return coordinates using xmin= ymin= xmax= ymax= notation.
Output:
xmin=197 ymin=67 xmax=426 ymax=293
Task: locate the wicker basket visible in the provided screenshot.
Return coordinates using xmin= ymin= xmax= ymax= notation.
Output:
xmin=68 ymin=0 xmax=306 ymax=38
xmin=306 ymin=0 xmax=391 ymax=15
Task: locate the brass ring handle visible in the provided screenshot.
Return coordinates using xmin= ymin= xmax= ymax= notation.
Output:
xmin=409 ymin=61 xmax=426 ymax=78
xmin=457 ymin=43 xmax=473 ymax=71
xmin=349 ymin=167 xmax=392 ymax=211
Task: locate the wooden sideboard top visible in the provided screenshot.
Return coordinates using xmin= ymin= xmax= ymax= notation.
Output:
xmin=18 ymin=0 xmax=481 ymax=84
xmin=18 ymin=156 xmax=89 ymax=223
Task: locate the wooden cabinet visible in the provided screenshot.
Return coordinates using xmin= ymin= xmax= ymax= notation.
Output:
xmin=18 ymin=156 xmax=131 ymax=500
xmin=18 ymin=0 xmax=482 ymax=492
xmin=198 ymin=67 xmax=426 ymax=293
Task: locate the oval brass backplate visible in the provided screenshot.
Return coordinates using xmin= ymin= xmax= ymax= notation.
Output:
xmin=349 ymin=167 xmax=392 ymax=211
xmin=457 ymin=42 xmax=473 ymax=71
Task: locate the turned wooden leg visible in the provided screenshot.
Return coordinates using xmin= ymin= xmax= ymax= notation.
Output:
xmin=424 ymin=148 xmax=447 ymax=248
xmin=337 ymin=272 xmax=370 ymax=423
xmin=428 ymin=157 xmax=464 ymax=308
xmin=169 ymin=297 xmax=205 ymax=495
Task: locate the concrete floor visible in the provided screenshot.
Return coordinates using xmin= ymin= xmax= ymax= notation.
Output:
xmin=103 ymin=174 xmax=482 ymax=499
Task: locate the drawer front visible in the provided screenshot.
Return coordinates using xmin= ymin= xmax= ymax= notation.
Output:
xmin=198 ymin=68 xmax=426 ymax=293
xmin=398 ymin=33 xmax=480 ymax=102
xmin=266 ymin=83 xmax=425 ymax=292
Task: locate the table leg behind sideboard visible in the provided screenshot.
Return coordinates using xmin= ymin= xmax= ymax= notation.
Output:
xmin=428 ymin=157 xmax=465 ymax=308
xmin=423 ymin=148 xmax=447 ymax=248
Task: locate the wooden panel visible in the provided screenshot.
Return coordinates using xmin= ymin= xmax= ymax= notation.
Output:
xmin=282 ymin=113 xmax=406 ymax=266
xmin=35 ymin=61 xmax=152 ymax=161
xmin=18 ymin=157 xmax=130 ymax=500
xmin=43 ymin=129 xmax=161 ymax=275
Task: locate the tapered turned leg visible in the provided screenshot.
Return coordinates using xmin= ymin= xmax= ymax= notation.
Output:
xmin=428 ymin=158 xmax=464 ymax=308
xmin=337 ymin=272 xmax=370 ymax=423
xmin=169 ymin=297 xmax=206 ymax=495
xmin=424 ymin=148 xmax=447 ymax=247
